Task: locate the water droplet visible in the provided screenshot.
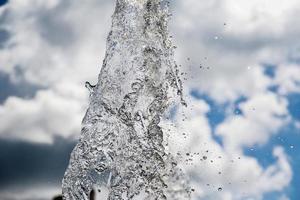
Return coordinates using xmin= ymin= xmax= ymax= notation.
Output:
xmin=85 ymin=81 xmax=95 ymax=92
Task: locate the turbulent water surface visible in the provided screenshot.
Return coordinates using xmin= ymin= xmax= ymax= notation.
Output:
xmin=62 ymin=0 xmax=190 ymax=199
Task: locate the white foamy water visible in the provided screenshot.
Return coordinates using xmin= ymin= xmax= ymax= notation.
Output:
xmin=62 ymin=0 xmax=189 ymax=199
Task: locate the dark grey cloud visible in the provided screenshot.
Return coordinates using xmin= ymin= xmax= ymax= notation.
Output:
xmin=0 ymin=138 xmax=75 ymax=190
xmin=0 ymin=72 xmax=43 ymax=103
xmin=36 ymin=2 xmax=76 ymax=47
xmin=0 ymin=0 xmax=8 ymax=7
xmin=0 ymin=29 xmax=9 ymax=48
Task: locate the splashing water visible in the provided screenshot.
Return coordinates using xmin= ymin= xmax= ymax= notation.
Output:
xmin=62 ymin=0 xmax=190 ymax=199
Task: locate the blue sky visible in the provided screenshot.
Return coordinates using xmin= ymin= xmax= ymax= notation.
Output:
xmin=189 ymin=65 xmax=300 ymax=199
xmin=0 ymin=0 xmax=300 ymax=199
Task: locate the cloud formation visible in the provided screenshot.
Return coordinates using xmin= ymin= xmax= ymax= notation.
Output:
xmin=0 ymin=0 xmax=113 ymax=86
xmin=172 ymin=0 xmax=300 ymax=102
xmin=0 ymin=82 xmax=86 ymax=143
xmin=217 ymin=91 xmax=289 ymax=150
xmin=165 ymin=96 xmax=292 ymax=199
xmin=0 ymin=0 xmax=114 ymax=143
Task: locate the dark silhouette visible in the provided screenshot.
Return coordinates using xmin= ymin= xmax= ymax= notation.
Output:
xmin=52 ymin=189 xmax=95 ymax=200
xmin=90 ymin=189 xmax=95 ymax=200
xmin=52 ymin=196 xmax=62 ymax=200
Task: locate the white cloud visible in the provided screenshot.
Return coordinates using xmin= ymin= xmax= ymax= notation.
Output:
xmin=0 ymin=82 xmax=87 ymax=143
xmin=223 ymin=0 xmax=300 ymax=36
xmin=172 ymin=0 xmax=300 ymax=102
xmin=274 ymin=63 xmax=300 ymax=95
xmin=166 ymin=97 xmax=292 ymax=200
xmin=217 ymin=92 xmax=289 ymax=150
xmin=0 ymin=0 xmax=113 ymax=86
xmin=0 ymin=0 xmax=114 ymax=143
